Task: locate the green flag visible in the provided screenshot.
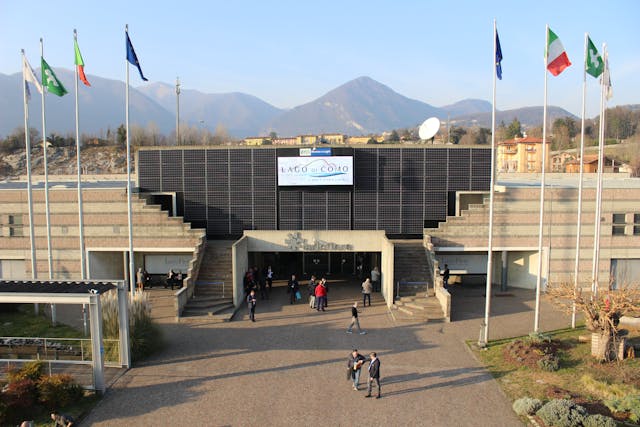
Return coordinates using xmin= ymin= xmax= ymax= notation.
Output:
xmin=586 ymin=37 xmax=604 ymax=78
xmin=41 ymin=57 xmax=67 ymax=96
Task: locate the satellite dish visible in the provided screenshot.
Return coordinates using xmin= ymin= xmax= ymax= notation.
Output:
xmin=418 ymin=117 xmax=441 ymax=141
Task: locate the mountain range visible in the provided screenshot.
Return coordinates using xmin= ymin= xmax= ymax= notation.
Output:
xmin=1 ymin=71 xmax=578 ymax=139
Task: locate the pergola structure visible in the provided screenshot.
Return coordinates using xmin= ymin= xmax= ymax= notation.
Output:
xmin=0 ymin=280 xmax=130 ymax=392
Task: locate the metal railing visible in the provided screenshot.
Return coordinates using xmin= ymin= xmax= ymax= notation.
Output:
xmin=0 ymin=336 xmax=121 ymax=366
xmin=395 ymin=281 xmax=430 ymax=300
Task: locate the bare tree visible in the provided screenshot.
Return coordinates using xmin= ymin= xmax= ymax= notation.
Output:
xmin=546 ymin=281 xmax=640 ymax=361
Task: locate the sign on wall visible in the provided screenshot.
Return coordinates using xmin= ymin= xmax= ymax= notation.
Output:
xmin=277 ymin=156 xmax=353 ymax=186
xmin=144 ymin=254 xmax=192 ymax=274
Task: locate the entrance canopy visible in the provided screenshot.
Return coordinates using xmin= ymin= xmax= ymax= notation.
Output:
xmin=233 ymin=230 xmax=395 ymax=308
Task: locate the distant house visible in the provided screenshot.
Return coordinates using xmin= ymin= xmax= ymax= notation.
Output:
xmin=346 ymin=135 xmax=382 ymax=144
xmin=321 ymin=133 xmax=345 ymax=144
xmin=551 ymin=152 xmax=576 ymax=172
xmin=565 ymin=155 xmax=619 ymax=173
xmin=300 ymin=135 xmax=318 ymax=145
xmin=272 ymin=136 xmax=301 ymax=145
xmin=244 ymin=137 xmax=268 ymax=146
xmin=497 ymin=136 xmax=550 ymax=173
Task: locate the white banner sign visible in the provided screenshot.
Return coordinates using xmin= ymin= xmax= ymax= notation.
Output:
xmin=278 ymin=156 xmax=353 ymax=186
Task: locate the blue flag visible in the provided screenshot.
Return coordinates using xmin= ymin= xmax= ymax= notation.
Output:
xmin=495 ymin=30 xmax=503 ymax=80
xmin=126 ymin=31 xmax=148 ymax=81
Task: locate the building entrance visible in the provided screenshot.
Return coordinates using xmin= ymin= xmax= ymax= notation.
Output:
xmin=248 ymin=252 xmax=380 ymax=282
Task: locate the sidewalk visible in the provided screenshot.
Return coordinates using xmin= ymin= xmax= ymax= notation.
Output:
xmin=82 ymin=280 xmax=569 ymax=426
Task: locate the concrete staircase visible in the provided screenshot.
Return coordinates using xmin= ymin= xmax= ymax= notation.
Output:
xmin=390 ymin=292 xmax=446 ymax=322
xmin=181 ymin=240 xmax=235 ymax=321
xmin=392 ymin=240 xmax=432 ymax=294
xmin=391 ymin=240 xmax=443 ymax=320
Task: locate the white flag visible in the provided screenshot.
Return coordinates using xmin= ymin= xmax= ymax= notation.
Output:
xmin=22 ymin=54 xmax=42 ymax=100
xmin=603 ymin=52 xmax=613 ymax=101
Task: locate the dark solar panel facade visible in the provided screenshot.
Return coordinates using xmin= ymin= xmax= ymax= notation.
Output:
xmin=137 ymin=147 xmax=491 ymax=237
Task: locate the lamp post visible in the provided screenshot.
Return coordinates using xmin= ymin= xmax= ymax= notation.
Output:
xmin=175 ymin=76 xmax=180 ymax=145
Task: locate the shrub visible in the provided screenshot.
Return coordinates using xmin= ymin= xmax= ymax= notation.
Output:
xmin=102 ymin=291 xmax=163 ymax=362
xmin=604 ymin=394 xmax=640 ymax=423
xmin=512 ymin=397 xmax=543 ymax=416
xmin=527 ymin=331 xmax=552 ymax=344
xmin=37 ymin=374 xmax=83 ymax=409
xmin=6 ymin=360 xmax=44 ymax=383
xmin=536 ymin=399 xmax=587 ymax=427
xmin=582 ymin=414 xmax=617 ymax=427
xmin=537 ymin=353 xmax=561 ymax=372
xmin=2 ymin=378 xmax=37 ymax=423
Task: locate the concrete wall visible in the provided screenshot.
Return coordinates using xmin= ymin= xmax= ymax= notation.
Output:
xmin=381 ymin=237 xmax=395 ymax=308
xmin=232 ymin=236 xmax=249 ymax=307
xmin=89 ymin=251 xmax=124 ymax=280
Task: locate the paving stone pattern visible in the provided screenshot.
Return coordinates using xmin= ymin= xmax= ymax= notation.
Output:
xmin=82 ymin=281 xmax=572 ymax=426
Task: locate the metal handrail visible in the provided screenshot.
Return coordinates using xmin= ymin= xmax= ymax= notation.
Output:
xmin=0 ymin=336 xmax=120 ymax=364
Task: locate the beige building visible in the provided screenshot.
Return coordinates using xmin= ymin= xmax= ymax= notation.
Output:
xmin=244 ymin=137 xmax=269 ymax=146
xmin=497 ymin=136 xmax=551 ymax=173
xmin=426 ymin=174 xmax=640 ymax=289
xmin=320 ymin=134 xmax=345 ymax=144
xmin=551 ymin=151 xmax=576 ymax=172
xmin=272 ymin=136 xmax=301 ymax=145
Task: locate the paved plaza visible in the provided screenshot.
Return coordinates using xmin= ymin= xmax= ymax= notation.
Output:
xmin=82 ymin=281 xmax=572 ymax=426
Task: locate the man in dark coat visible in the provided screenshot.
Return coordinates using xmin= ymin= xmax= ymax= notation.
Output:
xmin=288 ymin=274 xmax=299 ymax=304
xmin=365 ymin=352 xmax=381 ymax=399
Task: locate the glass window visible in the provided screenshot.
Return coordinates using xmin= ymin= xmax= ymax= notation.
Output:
xmin=612 ymin=225 xmax=626 ymax=236
xmin=612 ymin=213 xmax=626 ymax=224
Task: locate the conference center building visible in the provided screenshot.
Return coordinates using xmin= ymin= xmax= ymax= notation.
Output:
xmin=1 ymin=144 xmax=639 ymax=319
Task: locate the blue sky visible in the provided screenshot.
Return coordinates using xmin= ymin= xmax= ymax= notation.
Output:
xmin=1 ymin=0 xmax=638 ymax=118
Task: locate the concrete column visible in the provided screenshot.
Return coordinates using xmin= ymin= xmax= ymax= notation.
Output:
xmin=501 ymin=250 xmax=508 ymax=292
xmin=117 ymin=282 xmax=131 ymax=368
xmin=89 ymin=293 xmax=105 ymax=393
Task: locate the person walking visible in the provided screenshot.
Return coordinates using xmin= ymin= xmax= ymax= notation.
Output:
xmin=442 ymin=264 xmax=450 ymax=289
xmin=266 ymin=265 xmax=274 ymax=292
xmin=308 ymin=275 xmax=317 ymax=309
xmin=314 ymin=279 xmax=327 ymax=311
xmin=365 ymin=352 xmax=381 ymax=399
xmin=247 ymin=289 xmax=257 ymax=322
xmin=371 ymin=266 xmax=381 ymax=292
xmin=288 ymin=274 xmax=300 ymax=304
xmin=347 ymin=302 xmax=366 ymax=334
xmin=361 ymin=277 xmax=373 ymax=307
xmin=347 ymin=349 xmax=367 ymax=390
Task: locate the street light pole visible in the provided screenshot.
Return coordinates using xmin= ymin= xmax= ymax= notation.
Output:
xmin=175 ymin=76 xmax=180 ymax=145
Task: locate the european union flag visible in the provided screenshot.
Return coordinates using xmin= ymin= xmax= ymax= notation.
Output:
xmin=495 ymin=30 xmax=503 ymax=80
xmin=126 ymin=31 xmax=148 ymax=82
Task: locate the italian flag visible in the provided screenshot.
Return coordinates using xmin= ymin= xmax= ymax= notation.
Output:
xmin=546 ymin=28 xmax=571 ymax=76
xmin=74 ymin=38 xmax=91 ymax=86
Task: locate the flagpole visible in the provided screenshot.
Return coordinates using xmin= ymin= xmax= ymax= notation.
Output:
xmin=125 ymin=25 xmax=136 ymax=299
xmin=534 ymin=25 xmax=550 ymax=332
xmin=592 ymin=43 xmax=607 ymax=299
xmin=74 ymin=29 xmax=87 ymax=281
xmin=40 ymin=38 xmax=56 ymax=323
xmin=479 ymin=19 xmax=498 ymax=347
xmin=572 ymin=33 xmax=589 ymax=328
xmin=74 ymin=29 xmax=89 ymax=336
xmin=21 ymin=50 xmax=38 ymax=298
